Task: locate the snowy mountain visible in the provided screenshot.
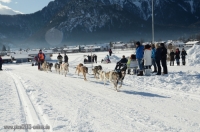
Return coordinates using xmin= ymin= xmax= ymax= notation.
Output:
xmin=100 ymin=0 xmax=200 ymax=24
xmin=0 ymin=0 xmax=200 ymax=47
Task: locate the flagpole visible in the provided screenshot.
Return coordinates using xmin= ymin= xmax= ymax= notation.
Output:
xmin=152 ymin=0 xmax=154 ymax=44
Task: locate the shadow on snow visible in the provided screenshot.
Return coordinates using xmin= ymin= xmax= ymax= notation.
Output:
xmin=122 ymin=90 xmax=170 ymax=98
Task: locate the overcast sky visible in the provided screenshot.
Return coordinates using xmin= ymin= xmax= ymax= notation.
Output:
xmin=0 ymin=0 xmax=54 ymax=15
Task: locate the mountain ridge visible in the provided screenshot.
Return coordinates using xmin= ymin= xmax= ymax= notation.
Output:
xmin=0 ymin=0 xmax=200 ymax=48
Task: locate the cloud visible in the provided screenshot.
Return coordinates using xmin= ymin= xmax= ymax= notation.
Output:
xmin=0 ymin=0 xmax=11 ymax=3
xmin=0 ymin=3 xmax=23 ymax=15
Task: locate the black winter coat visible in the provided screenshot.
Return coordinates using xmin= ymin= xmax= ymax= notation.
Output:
xmin=175 ymin=50 xmax=180 ymax=59
xmin=160 ymin=47 xmax=167 ymax=59
xmin=57 ymin=55 xmax=63 ymax=60
xmin=64 ymin=55 xmax=68 ymax=62
xmin=155 ymin=48 xmax=162 ymax=61
xmin=170 ymin=52 xmax=175 ymax=61
xmin=119 ymin=58 xmax=128 ymax=64
xmin=181 ymin=51 xmax=187 ymax=59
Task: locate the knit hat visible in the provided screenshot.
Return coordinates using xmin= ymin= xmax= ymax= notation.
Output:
xmin=160 ymin=43 xmax=165 ymax=47
xmin=136 ymin=41 xmax=140 ymax=46
xmin=145 ymin=44 xmax=151 ymax=49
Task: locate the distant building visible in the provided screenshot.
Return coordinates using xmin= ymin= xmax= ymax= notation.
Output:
xmin=11 ymin=54 xmax=34 ymax=63
xmin=1 ymin=55 xmax=12 ymax=63
xmin=113 ymin=43 xmax=126 ymax=49
xmin=27 ymin=50 xmax=53 ymax=61
xmin=63 ymin=46 xmax=79 ymax=53
xmin=185 ymin=41 xmax=200 ymax=47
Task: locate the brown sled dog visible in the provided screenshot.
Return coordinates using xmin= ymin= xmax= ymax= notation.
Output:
xmin=75 ymin=63 xmax=88 ymax=81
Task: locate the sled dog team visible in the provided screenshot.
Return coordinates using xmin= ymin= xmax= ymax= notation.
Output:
xmin=41 ymin=61 xmax=69 ymax=77
xmin=40 ymin=61 xmax=126 ymax=91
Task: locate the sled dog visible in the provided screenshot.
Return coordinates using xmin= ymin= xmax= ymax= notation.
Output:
xmin=75 ymin=63 xmax=88 ymax=81
xmin=60 ymin=62 xmax=69 ymax=77
xmin=55 ymin=63 xmax=61 ymax=74
xmin=111 ymin=70 xmax=126 ymax=91
xmin=92 ymin=65 xmax=102 ymax=79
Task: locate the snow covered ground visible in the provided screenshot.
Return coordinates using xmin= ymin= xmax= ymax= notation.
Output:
xmin=0 ymin=48 xmax=200 ymax=132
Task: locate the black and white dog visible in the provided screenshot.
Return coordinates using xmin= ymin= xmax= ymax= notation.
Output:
xmin=92 ymin=65 xmax=102 ymax=79
xmin=54 ymin=63 xmax=61 ymax=74
xmin=111 ymin=65 xmax=127 ymax=91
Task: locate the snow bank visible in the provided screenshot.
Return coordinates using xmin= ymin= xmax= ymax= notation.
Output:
xmin=109 ymin=55 xmax=121 ymax=63
xmin=187 ymin=45 xmax=200 ymax=66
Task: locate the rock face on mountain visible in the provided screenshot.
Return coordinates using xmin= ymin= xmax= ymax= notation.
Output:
xmin=0 ymin=0 xmax=200 ymax=47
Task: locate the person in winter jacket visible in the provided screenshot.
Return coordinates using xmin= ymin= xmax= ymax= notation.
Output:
xmin=87 ymin=55 xmax=91 ymax=62
xmin=101 ymin=55 xmax=111 ymax=63
xmin=93 ymin=54 xmax=97 ymax=63
xmin=64 ymin=53 xmax=68 ymax=63
xmin=144 ymin=44 xmax=152 ymax=68
xmin=109 ymin=49 xmax=112 ymax=56
xmin=160 ymin=43 xmax=168 ymax=74
xmin=151 ymin=44 xmax=157 ymax=72
xmin=155 ymin=43 xmax=162 ymax=75
xmin=127 ymin=54 xmax=138 ymax=74
xmin=57 ymin=53 xmax=63 ymax=64
xmin=38 ymin=50 xmax=45 ymax=70
xmin=175 ymin=48 xmax=180 ymax=66
xmin=181 ymin=48 xmax=187 ymax=65
xmin=115 ymin=55 xmax=128 ymax=71
xmin=170 ymin=50 xmax=175 ymax=66
xmin=0 ymin=55 xmax=3 ymax=70
xmin=135 ymin=41 xmax=144 ymax=76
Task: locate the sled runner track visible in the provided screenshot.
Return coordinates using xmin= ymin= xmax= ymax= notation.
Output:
xmin=4 ymin=69 xmax=28 ymax=132
xmin=6 ymin=69 xmax=50 ymax=132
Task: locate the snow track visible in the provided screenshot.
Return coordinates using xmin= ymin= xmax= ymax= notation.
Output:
xmin=5 ymin=69 xmax=52 ymax=132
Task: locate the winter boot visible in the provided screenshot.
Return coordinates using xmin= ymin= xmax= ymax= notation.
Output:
xmin=137 ymin=71 xmax=143 ymax=76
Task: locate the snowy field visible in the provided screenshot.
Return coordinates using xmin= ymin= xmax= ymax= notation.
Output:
xmin=0 ymin=46 xmax=200 ymax=132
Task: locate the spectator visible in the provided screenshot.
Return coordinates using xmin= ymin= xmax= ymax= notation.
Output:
xmin=143 ymin=44 xmax=152 ymax=75
xmin=181 ymin=48 xmax=187 ymax=65
xmin=57 ymin=53 xmax=63 ymax=64
xmin=155 ymin=44 xmax=162 ymax=75
xmin=170 ymin=50 xmax=175 ymax=66
xmin=87 ymin=55 xmax=91 ymax=62
xmin=175 ymin=48 xmax=180 ymax=66
xmin=93 ymin=54 xmax=97 ymax=63
xmin=64 ymin=53 xmax=68 ymax=63
xmin=135 ymin=41 xmax=144 ymax=76
xmin=151 ymin=44 xmax=157 ymax=72
xmin=160 ymin=43 xmax=168 ymax=74
xmin=0 ymin=55 xmax=3 ymax=70
xmin=109 ymin=49 xmax=112 ymax=56
xmin=127 ymin=54 xmax=138 ymax=74
xmin=38 ymin=50 xmax=45 ymax=70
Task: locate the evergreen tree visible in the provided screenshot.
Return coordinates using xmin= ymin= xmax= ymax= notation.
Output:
xmin=2 ymin=45 xmax=6 ymax=51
